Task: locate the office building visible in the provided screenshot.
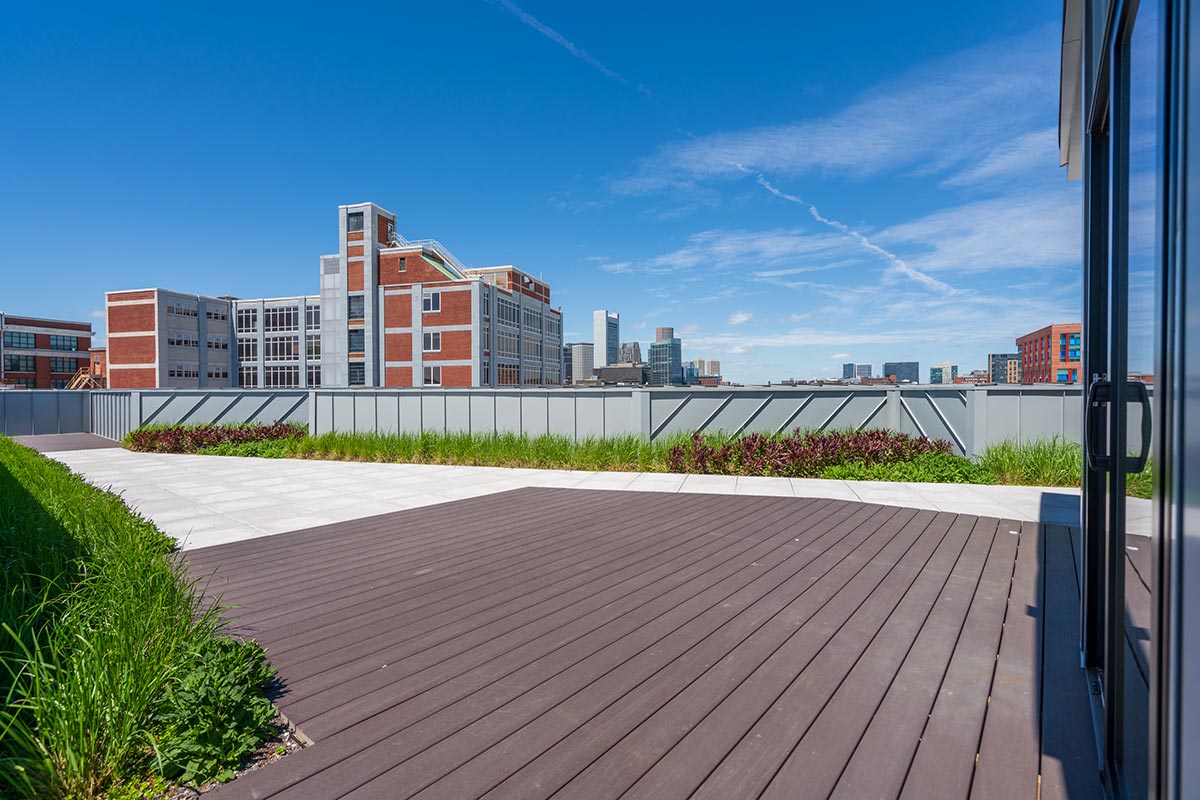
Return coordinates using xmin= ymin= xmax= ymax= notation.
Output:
xmin=0 ymin=313 xmax=93 ymax=389
xmin=562 ymin=345 xmax=572 ymax=384
xmin=882 ymin=361 xmax=919 ymax=384
xmin=619 ymin=341 xmax=642 ymax=365
xmin=649 ymin=327 xmax=683 ymax=386
xmin=707 ymin=359 xmax=721 ymax=377
xmin=107 ymin=201 xmax=565 ymax=390
xmin=1016 ymin=323 xmax=1082 ymax=383
xmin=693 ymin=357 xmax=706 ymax=374
xmin=593 ymin=310 xmax=619 ymax=367
xmin=594 ymin=364 xmax=650 ymax=385
xmin=105 ymin=289 xmax=233 ymax=389
xmin=233 ymin=296 xmax=322 ymax=388
xmin=682 ymin=363 xmax=699 ymax=384
xmin=987 ymin=352 xmax=1022 ymax=384
xmin=842 ymin=362 xmax=855 ymax=379
xmin=855 ymin=364 xmax=872 ymax=379
xmin=929 ymin=363 xmax=958 ymax=384
xmin=567 ymin=342 xmax=594 ymax=384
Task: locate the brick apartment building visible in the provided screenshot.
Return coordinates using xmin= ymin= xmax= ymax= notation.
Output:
xmin=1016 ymin=323 xmax=1082 ymax=383
xmin=0 ymin=313 xmax=92 ymax=389
xmin=106 ymin=201 xmax=563 ymax=390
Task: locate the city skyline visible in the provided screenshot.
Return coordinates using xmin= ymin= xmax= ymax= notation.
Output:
xmin=2 ymin=1 xmax=1076 ymax=384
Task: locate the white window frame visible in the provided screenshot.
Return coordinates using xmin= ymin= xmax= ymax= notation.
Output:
xmin=423 ymin=291 xmax=441 ymax=313
xmin=423 ymin=331 xmax=441 ymax=352
xmin=423 ymin=365 xmax=442 ymax=386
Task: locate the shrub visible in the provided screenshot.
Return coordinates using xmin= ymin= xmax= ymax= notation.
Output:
xmin=197 ymin=439 xmax=297 ymax=459
xmin=664 ymin=429 xmax=953 ymax=477
xmin=819 ymin=452 xmax=995 ymax=484
xmin=125 ymin=423 xmax=306 ymax=454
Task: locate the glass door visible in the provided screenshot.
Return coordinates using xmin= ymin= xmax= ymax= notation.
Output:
xmin=1085 ymin=1 xmax=1160 ymax=796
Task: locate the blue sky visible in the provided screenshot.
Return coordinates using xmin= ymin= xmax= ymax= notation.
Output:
xmin=1 ymin=1 xmax=1079 ymax=384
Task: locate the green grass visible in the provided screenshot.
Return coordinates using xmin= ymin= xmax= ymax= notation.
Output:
xmin=976 ymin=436 xmax=1152 ymax=498
xmin=0 ymin=436 xmax=276 ymax=799
xmin=203 ymin=430 xmax=694 ymax=472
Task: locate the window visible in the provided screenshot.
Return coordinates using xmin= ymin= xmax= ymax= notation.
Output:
xmin=497 ymin=330 xmax=520 ymax=359
xmin=398 ymin=257 xmax=407 ymax=272
xmin=264 ymin=306 xmax=300 ymax=332
xmin=347 ymin=211 xmax=364 ymax=232
xmin=1056 ymin=368 xmax=1071 ymax=383
xmin=263 ymin=365 xmax=300 ymax=388
xmin=307 ymin=365 xmax=321 ymax=387
xmin=167 ymin=364 xmax=200 ymax=379
xmin=306 ymin=334 xmax=321 ymax=359
xmin=523 ymin=364 xmax=543 ymax=385
xmin=423 ymin=331 xmax=441 ymax=352
xmin=497 ymin=297 xmax=519 ymax=326
xmin=481 ymin=359 xmax=489 ymax=382
xmin=238 ymin=337 xmax=258 ymax=361
xmin=348 ymin=329 xmax=365 ymax=353
xmin=49 ymin=335 xmax=78 ymax=351
xmin=348 ymin=295 xmax=365 ymax=321
xmin=50 ymin=357 xmax=76 ymax=374
xmin=238 ymin=366 xmax=259 ymax=387
xmin=207 ymin=367 xmax=229 ymax=380
xmin=51 ymin=379 xmax=69 ymax=390
xmin=423 ymin=291 xmax=440 ymax=312
xmin=306 ymin=304 xmax=321 ymax=330
xmin=523 ymin=337 xmax=542 ymax=360
xmin=264 ymin=336 xmax=299 ymax=362
xmin=4 ymin=354 xmax=35 ymax=372
xmin=3 ymin=331 xmax=35 ymax=349
xmin=167 ymin=330 xmax=199 ymax=348
xmin=205 ymin=308 xmax=227 ymax=321
xmin=423 ymin=365 xmax=442 ymax=386
xmin=348 ymin=362 xmax=365 ymax=386
xmin=12 ymin=378 xmax=34 ymax=389
xmin=497 ymin=363 xmax=519 ymax=386
xmin=207 ymin=336 xmax=229 ymax=350
xmin=167 ymin=302 xmax=197 ymax=317
xmin=522 ymin=307 xmax=542 ymax=332
xmin=236 ymin=307 xmax=258 ymax=333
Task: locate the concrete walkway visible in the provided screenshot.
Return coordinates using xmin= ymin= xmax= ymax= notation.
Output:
xmin=35 ymin=446 xmax=1134 ymax=550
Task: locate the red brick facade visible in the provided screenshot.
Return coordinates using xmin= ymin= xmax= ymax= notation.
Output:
xmin=0 ymin=314 xmax=92 ymax=389
xmin=1016 ymin=323 xmax=1082 ymax=383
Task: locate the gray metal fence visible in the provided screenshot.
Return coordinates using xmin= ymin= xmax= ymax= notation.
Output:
xmin=2 ymin=385 xmax=1087 ymax=458
xmin=89 ymin=390 xmax=308 ymax=441
xmin=0 ymin=390 xmax=91 ymax=436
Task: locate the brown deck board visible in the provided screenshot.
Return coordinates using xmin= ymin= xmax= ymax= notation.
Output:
xmin=192 ymin=486 xmax=1102 ymax=800
xmin=1040 ymin=525 xmax=1102 ymax=799
xmin=970 ymin=519 xmax=1044 ymax=798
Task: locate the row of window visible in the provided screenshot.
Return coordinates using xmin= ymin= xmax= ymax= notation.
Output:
xmin=167 ymin=303 xmax=198 ymax=317
xmin=50 ymin=357 xmax=78 ymax=374
xmin=207 ymin=336 xmax=229 ymax=350
xmin=167 ymin=331 xmax=198 ymax=348
xmin=4 ymin=354 xmax=35 ymax=372
xmin=264 ymin=306 xmax=301 ymax=333
xmin=522 ymin=307 xmax=542 ymax=332
xmin=206 ymin=309 xmax=228 ymax=322
xmin=236 ymin=307 xmax=258 ymax=333
xmin=497 ymin=330 xmax=520 ymax=359
xmin=0 ymin=332 xmax=73 ymax=350
xmin=497 ymin=298 xmax=519 ymax=327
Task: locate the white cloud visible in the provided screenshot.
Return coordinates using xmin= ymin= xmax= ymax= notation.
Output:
xmin=786 ymin=312 xmax=812 ymax=322
xmin=88 ymin=310 xmax=105 ymax=319
xmin=614 ymin=26 xmax=1056 ymax=191
xmin=830 ymin=352 xmax=850 ymax=359
xmin=728 ymin=311 xmax=753 ymax=326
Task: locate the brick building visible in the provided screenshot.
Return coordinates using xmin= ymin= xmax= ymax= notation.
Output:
xmin=0 ymin=313 xmax=93 ymax=389
xmin=106 ymin=201 xmax=563 ymax=390
xmin=320 ymin=202 xmax=562 ymax=388
xmin=1016 ymin=323 xmax=1082 ymax=383
xmin=106 ymin=289 xmax=234 ymax=389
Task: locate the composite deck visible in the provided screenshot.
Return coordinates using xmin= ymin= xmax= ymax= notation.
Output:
xmin=191 ymin=487 xmax=1102 ymax=799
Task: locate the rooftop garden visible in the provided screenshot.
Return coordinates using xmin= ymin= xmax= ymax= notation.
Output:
xmin=0 ymin=436 xmax=282 ymax=800
xmin=122 ymin=423 xmax=1151 ymax=497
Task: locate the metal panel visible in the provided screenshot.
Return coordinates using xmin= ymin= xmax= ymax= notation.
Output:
xmin=469 ymin=393 xmax=495 ymax=434
xmin=575 ymin=394 xmax=605 ymax=439
xmin=603 ymin=392 xmax=636 ymax=436
xmin=494 ymin=392 xmax=522 ymax=434
xmin=547 ymin=393 xmax=577 ymax=439
xmin=376 ymin=393 xmax=400 ymax=434
xmin=520 ymin=393 xmax=549 ymax=437
xmin=420 ymin=393 xmax=446 ymax=434
xmin=397 ymin=394 xmax=422 ymax=434
xmin=444 ymin=392 xmax=472 ymax=434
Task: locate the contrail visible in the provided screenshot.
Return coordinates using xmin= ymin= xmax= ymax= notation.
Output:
xmin=495 ymin=0 xmax=652 ymax=97
xmin=747 ymin=169 xmax=954 ymax=295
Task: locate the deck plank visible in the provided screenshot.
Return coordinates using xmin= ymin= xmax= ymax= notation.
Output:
xmin=970 ymin=519 xmax=1043 ymax=799
xmin=1040 ymin=526 xmax=1102 ymax=799
xmin=189 ymin=487 xmax=1102 ymax=800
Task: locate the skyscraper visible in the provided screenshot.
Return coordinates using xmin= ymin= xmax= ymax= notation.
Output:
xmin=593 ymin=310 xmax=620 ymax=368
xmin=618 ymin=341 xmax=642 ymax=364
xmin=567 ymin=342 xmax=594 ymax=384
xmin=694 ymin=357 xmax=706 ymax=374
xmin=707 ymin=359 xmax=721 ymax=377
xmin=842 ymin=362 xmax=855 ymax=379
xmin=649 ymin=327 xmax=683 ymax=386
xmin=855 ymin=364 xmax=872 ymax=379
xmin=882 ymin=361 xmax=920 ymax=384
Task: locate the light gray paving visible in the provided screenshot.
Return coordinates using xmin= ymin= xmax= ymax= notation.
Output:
xmin=44 ymin=448 xmax=1149 ymax=549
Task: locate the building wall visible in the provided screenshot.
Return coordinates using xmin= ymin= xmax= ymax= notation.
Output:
xmin=106 ymin=289 xmax=233 ymax=389
xmin=89 ymin=347 xmax=107 ymax=380
xmin=882 ymin=361 xmax=919 ymax=383
xmin=1016 ymin=323 xmax=1082 ymax=383
xmin=233 ymin=296 xmax=321 ymax=389
xmin=0 ymin=313 xmax=92 ymax=389
xmin=649 ymin=338 xmax=683 ymax=386
xmin=988 ymin=352 xmax=1022 ymax=384
xmin=569 ymin=343 xmax=594 ymax=385
xmin=593 ymin=310 xmax=619 ymax=367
